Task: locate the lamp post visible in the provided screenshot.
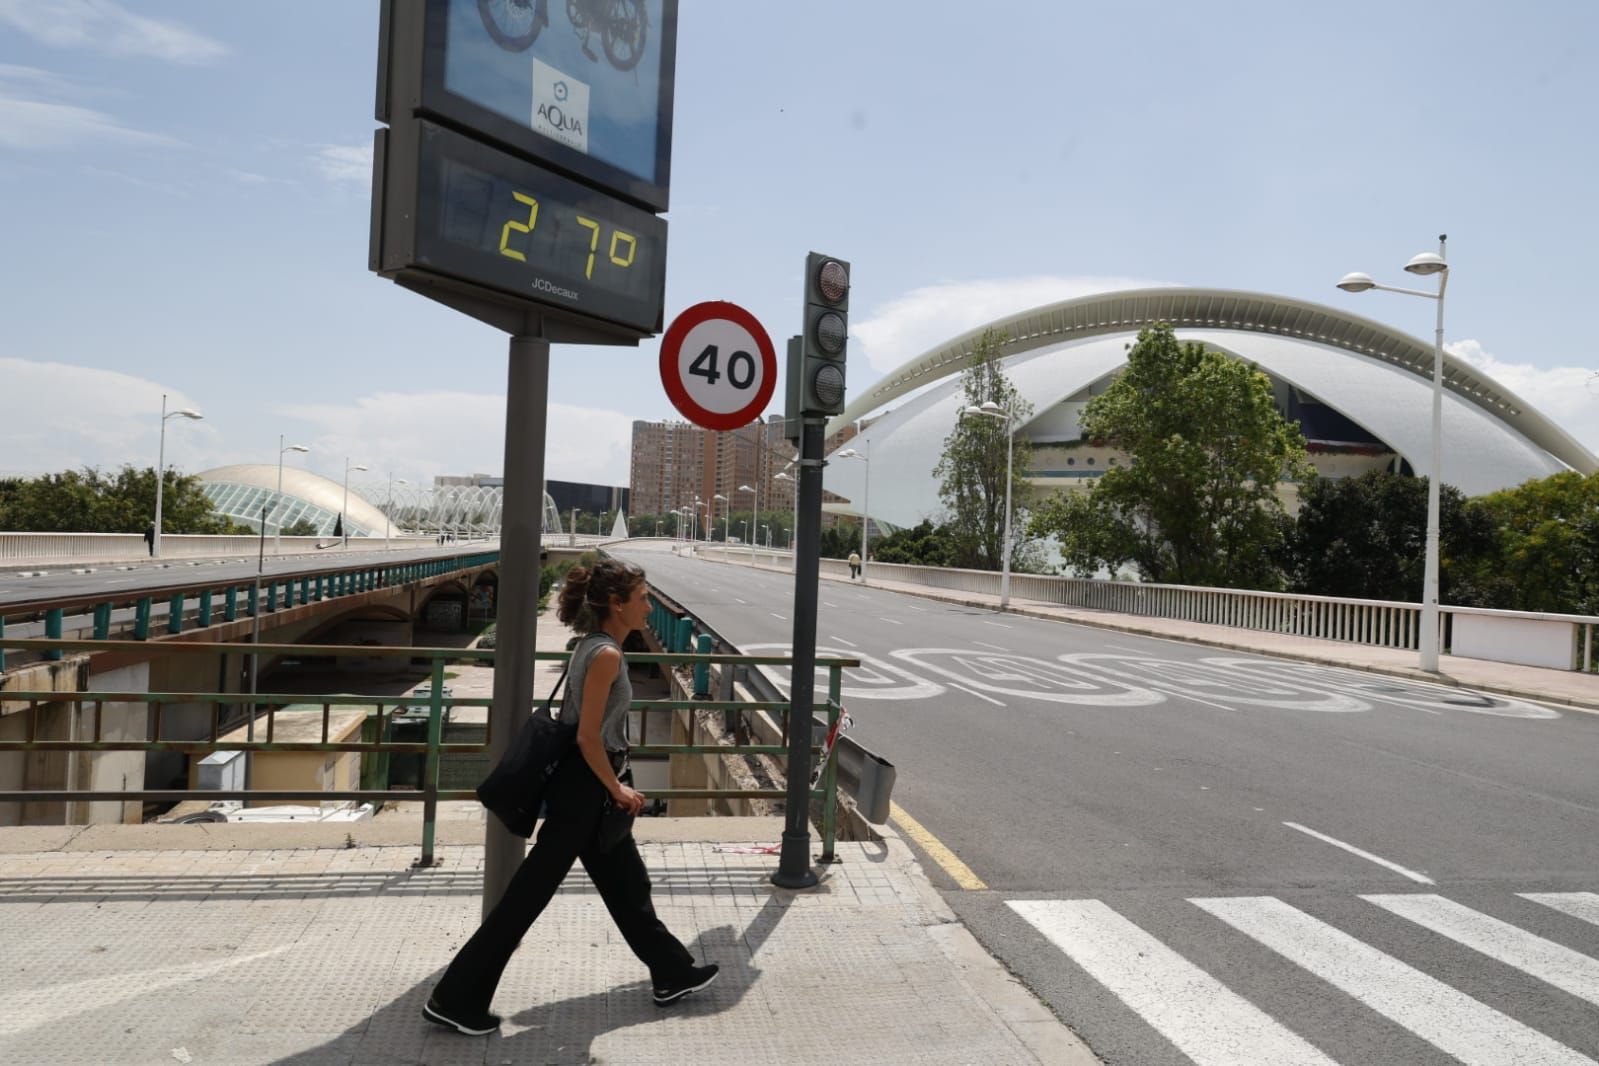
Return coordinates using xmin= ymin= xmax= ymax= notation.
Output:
xmin=836 ymin=445 xmax=872 ymax=584
xmin=273 ymin=438 xmax=310 ymax=555
xmin=385 ymin=475 xmax=408 ymax=549
xmin=775 ymin=470 xmax=797 ymax=554
xmin=713 ymin=493 xmax=728 ymax=542
xmin=1337 ymin=237 xmax=1450 ymax=671
xmin=762 ymin=523 xmax=770 ymax=548
xmin=342 ymin=459 xmax=368 ymax=548
xmin=736 ymin=484 xmax=755 ymax=563
xmin=739 ymin=519 xmax=748 ymax=545
xmin=959 ymin=401 xmax=1015 ymax=609
xmin=573 ymin=508 xmax=582 ymax=546
xmin=152 ymin=395 xmax=203 ymax=559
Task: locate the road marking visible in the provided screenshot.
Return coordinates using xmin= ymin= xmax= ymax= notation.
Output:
xmin=972 ymin=640 xmax=1008 ymax=652
xmin=1281 ymin=822 xmax=1434 ymax=884
xmin=1366 ymin=894 xmax=1599 ymax=1006
xmin=823 ymin=601 xmax=837 ymax=608
xmin=770 ymin=612 xmax=787 ymax=621
xmin=947 ymin=681 xmax=1004 ymax=707
xmin=1193 ymin=896 xmax=1594 ymax=1066
xmin=979 ymin=620 xmax=1011 ymax=629
xmin=734 ymin=597 xmax=747 ymax=604
xmin=1522 ymin=892 xmax=1599 ymax=928
xmin=889 ymin=801 xmax=986 ymax=891
xmin=828 ymin=635 xmax=858 ymax=648
xmin=879 ymin=617 xmax=903 ymax=625
xmin=906 ymin=604 xmax=927 ymax=612
xmin=1008 ymin=899 xmax=1337 ymax=1066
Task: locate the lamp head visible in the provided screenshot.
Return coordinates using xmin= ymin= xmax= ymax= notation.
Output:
xmin=837 ymin=448 xmax=860 ymax=458
xmin=174 ymin=409 xmax=203 ymax=420
xmin=738 ymin=484 xmax=754 ymax=492
xmin=1403 ymin=251 xmax=1448 ymax=276
xmin=286 ymin=444 xmax=310 ymax=454
xmin=979 ymin=400 xmax=1004 ymax=414
xmin=1336 ymin=272 xmax=1376 ymax=293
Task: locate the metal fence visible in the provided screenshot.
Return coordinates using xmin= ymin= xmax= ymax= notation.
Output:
xmin=0 ymin=532 xmax=460 ymax=566
xmin=0 ymin=636 xmax=856 ymax=865
xmin=691 ymin=545 xmax=1599 ymax=673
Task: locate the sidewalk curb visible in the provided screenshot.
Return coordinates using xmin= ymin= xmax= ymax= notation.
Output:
xmin=875 ymin=822 xmax=1104 ymax=1065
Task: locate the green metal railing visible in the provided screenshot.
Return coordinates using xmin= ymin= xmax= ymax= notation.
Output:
xmin=0 ymin=549 xmax=500 ymax=674
xmin=0 ymin=634 xmax=857 ymax=866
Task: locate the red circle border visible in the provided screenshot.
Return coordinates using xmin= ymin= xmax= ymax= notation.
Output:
xmin=658 ymin=301 xmax=778 ymax=431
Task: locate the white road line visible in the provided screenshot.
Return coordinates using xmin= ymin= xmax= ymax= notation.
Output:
xmin=906 ymin=604 xmax=927 ymax=611
xmin=1193 ymin=896 xmax=1594 ymax=1066
xmin=1007 ymin=899 xmax=1337 ymax=1066
xmin=879 ymin=617 xmax=903 ymax=625
xmin=1522 ymin=892 xmax=1599 ymax=928
xmin=823 ymin=601 xmax=837 ymax=608
xmin=733 ymin=597 xmax=747 ymax=604
xmin=828 ymin=636 xmax=858 ymax=648
xmin=1365 ymin=894 xmax=1599 ymax=1006
xmin=1154 ymin=686 xmax=1237 ymax=713
xmin=979 ymin=620 xmax=1011 ymax=629
xmin=1281 ymin=822 xmax=1434 ymax=884
xmin=971 ymin=640 xmax=1008 ymax=651
xmin=770 ymin=612 xmax=787 ymax=621
xmin=947 ymin=681 xmax=1005 ymax=707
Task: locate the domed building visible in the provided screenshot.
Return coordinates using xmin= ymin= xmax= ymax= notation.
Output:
xmin=822 ymin=288 xmax=1596 ymax=529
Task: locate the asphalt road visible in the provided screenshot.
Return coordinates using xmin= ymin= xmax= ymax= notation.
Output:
xmin=616 ymin=543 xmax=1599 ymax=1066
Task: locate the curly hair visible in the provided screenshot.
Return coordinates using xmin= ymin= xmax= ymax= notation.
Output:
xmin=556 ymin=558 xmax=646 ymax=632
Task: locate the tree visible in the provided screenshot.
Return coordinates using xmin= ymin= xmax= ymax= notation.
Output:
xmin=1029 ymin=323 xmax=1310 ymax=587
xmin=281 ymin=518 xmax=320 ymax=537
xmin=0 ymin=466 xmax=249 ymax=534
xmin=818 ymin=521 xmax=859 ymax=560
xmin=1281 ymin=470 xmax=1499 ymax=605
xmin=868 ymin=519 xmax=953 ymax=566
xmin=1465 ymin=470 xmax=1599 ymax=615
xmin=932 ymin=328 xmax=1034 ymax=570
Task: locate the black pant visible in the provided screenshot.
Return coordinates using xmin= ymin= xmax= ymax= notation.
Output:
xmin=433 ymin=754 xmax=694 ymax=1013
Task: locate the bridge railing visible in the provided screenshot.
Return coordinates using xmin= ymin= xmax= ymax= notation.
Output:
xmin=0 ymin=549 xmax=501 ymax=672
xmin=0 ymin=532 xmax=478 ymax=567
xmin=0 ymin=636 xmax=857 ymax=866
xmin=690 ymin=544 xmax=1598 ymax=673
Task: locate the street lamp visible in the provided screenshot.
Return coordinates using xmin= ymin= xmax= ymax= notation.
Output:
xmin=573 ymin=507 xmax=582 ymax=546
xmin=342 ymin=459 xmax=368 ymax=547
xmin=775 ymin=470 xmax=797 ymax=554
xmin=713 ymin=493 xmax=728 ymax=542
xmin=736 ymin=483 xmax=755 ymax=563
xmin=273 ymin=438 xmax=310 ymax=555
xmin=836 ymin=446 xmax=872 ymax=584
xmin=762 ymin=523 xmax=770 ymax=548
xmin=152 ymin=395 xmax=203 ymax=558
xmin=384 ymin=474 xmax=408 ymax=549
xmin=1337 ymin=236 xmax=1450 ymax=671
xmin=959 ymin=401 xmax=1016 ymax=609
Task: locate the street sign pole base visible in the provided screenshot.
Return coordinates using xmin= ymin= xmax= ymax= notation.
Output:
xmin=770 ymin=829 xmax=819 ymax=889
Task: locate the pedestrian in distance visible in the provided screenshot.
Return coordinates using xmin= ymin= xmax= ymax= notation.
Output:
xmin=848 ymin=550 xmax=861 ymax=579
xmin=424 ymin=559 xmax=718 ymax=1036
xmin=143 ymin=523 xmax=155 ymax=556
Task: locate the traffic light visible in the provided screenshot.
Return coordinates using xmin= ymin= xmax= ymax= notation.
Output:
xmin=800 ymin=252 xmax=849 ymax=416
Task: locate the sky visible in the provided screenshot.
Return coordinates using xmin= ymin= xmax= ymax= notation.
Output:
xmin=2 ymin=0 xmax=1596 ymax=503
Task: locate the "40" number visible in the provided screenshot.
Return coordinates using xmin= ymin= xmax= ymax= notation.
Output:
xmin=689 ymin=345 xmax=757 ymax=389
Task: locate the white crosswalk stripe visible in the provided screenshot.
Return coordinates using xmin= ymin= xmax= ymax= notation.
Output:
xmin=1006 ymin=899 xmax=1337 ymax=1066
xmin=1522 ymin=891 xmax=1599 ymax=929
xmin=1192 ymin=897 xmax=1594 ymax=1066
xmin=1365 ymin=893 xmax=1599 ymax=1008
xmin=1010 ymin=892 xmax=1599 ymax=1066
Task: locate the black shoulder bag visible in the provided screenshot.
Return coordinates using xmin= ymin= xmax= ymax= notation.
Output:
xmin=475 ymin=660 xmax=575 ymax=838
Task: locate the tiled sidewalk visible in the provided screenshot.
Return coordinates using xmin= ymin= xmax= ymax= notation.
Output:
xmin=0 ymin=826 xmax=1095 ymax=1066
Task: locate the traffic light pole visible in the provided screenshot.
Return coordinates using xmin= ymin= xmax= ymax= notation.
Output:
xmin=482 ymin=334 xmax=551 ymax=911
xmin=772 ymin=415 xmax=824 ymax=889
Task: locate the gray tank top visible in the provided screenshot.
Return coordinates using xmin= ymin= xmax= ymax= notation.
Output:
xmin=559 ymin=632 xmax=631 ymax=752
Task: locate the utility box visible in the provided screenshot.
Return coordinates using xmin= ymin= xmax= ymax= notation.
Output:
xmin=197 ymin=750 xmax=246 ymax=792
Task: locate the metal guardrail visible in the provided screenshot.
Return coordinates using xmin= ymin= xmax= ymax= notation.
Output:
xmin=0 ymin=532 xmax=458 ymax=566
xmin=691 ymin=545 xmax=1599 ymax=673
xmin=0 ymin=635 xmax=858 ymax=866
xmin=0 ymin=550 xmax=501 ymax=672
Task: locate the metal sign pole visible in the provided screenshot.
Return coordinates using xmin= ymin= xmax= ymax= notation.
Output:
xmin=773 ymin=416 xmax=823 ymax=889
xmin=482 ymin=334 xmax=551 ymax=911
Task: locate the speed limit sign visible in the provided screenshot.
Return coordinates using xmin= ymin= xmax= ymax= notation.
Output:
xmin=659 ymin=301 xmax=777 ymax=431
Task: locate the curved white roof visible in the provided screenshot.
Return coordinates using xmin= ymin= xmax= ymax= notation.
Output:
xmin=823 ymin=291 xmax=1595 ymax=529
xmin=199 ymin=465 xmax=392 ymax=536
xmin=829 ymin=287 xmax=1596 ymax=476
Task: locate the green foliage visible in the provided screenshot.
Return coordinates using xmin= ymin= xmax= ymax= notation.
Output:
xmin=1281 ymin=470 xmax=1498 ymax=604
xmin=281 ymin=518 xmax=319 ymax=537
xmin=1464 ymin=471 xmax=1599 ymax=614
xmin=932 ymin=328 xmax=1035 ymax=570
xmin=1030 ymin=324 xmax=1309 ymax=587
xmin=868 ymin=519 xmax=952 ymax=566
xmin=0 ymin=466 xmax=250 ymax=534
xmin=818 ymin=521 xmax=860 ymax=560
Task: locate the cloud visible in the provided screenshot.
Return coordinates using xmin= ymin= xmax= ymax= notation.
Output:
xmin=852 ymin=275 xmax=1173 ymax=373
xmin=0 ymin=95 xmax=177 ymax=151
xmin=0 ymin=0 xmax=227 ymax=64
xmin=312 ymin=142 xmax=373 ymax=185
xmin=282 ymin=391 xmax=636 ymax=489
xmin=1448 ymin=339 xmax=1599 ymax=460
xmin=0 ymin=358 xmax=226 ymax=478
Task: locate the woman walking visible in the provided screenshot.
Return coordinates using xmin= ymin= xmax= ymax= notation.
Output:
xmin=425 ymin=559 xmax=718 ymax=1035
